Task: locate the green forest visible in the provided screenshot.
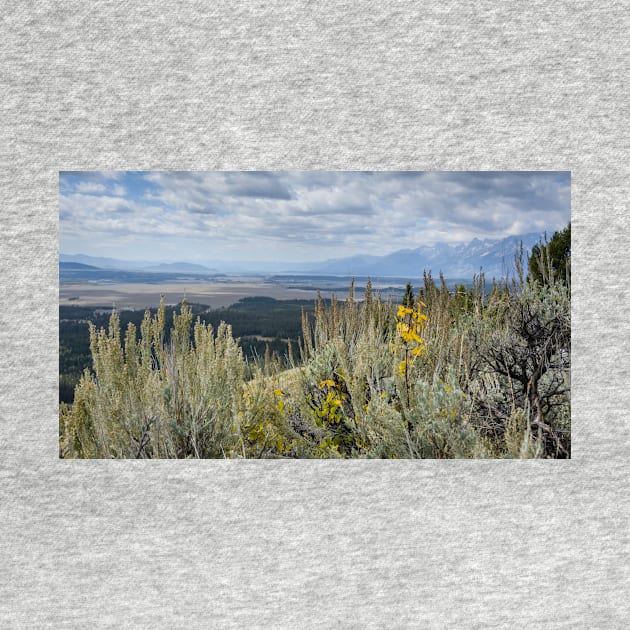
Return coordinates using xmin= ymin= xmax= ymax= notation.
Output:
xmin=60 ymin=226 xmax=571 ymax=459
xmin=60 ymin=297 xmax=317 ymax=404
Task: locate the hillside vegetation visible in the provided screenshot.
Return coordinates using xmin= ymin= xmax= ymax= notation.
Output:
xmin=60 ymin=232 xmax=570 ymax=459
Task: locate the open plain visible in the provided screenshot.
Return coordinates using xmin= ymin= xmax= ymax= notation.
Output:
xmin=59 ymin=278 xmax=331 ymax=310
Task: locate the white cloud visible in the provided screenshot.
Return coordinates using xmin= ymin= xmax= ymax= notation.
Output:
xmin=74 ymin=182 xmax=108 ymax=194
xmin=60 ymin=171 xmax=571 ymax=262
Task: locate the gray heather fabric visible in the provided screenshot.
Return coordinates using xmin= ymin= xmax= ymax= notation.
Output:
xmin=1 ymin=2 xmax=628 ymax=627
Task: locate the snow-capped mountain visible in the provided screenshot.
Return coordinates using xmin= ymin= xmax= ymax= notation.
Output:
xmin=305 ymin=233 xmax=544 ymax=279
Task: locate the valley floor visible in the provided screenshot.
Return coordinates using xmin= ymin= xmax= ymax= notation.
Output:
xmin=60 ymin=279 xmax=328 ymax=310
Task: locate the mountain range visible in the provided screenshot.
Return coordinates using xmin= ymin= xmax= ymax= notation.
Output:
xmin=304 ymin=233 xmax=543 ymax=278
xmin=60 ymin=232 xmax=544 ymax=279
xmin=59 ymin=255 xmax=215 ymax=274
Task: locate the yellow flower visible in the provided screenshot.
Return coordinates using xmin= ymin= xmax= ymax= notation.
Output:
xmin=400 ymin=328 xmax=423 ymax=344
xmin=318 ymin=379 xmax=336 ymax=389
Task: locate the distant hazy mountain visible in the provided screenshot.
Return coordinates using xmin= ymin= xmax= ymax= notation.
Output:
xmin=60 ymin=253 xmax=155 ymax=269
xmin=59 ymin=261 xmax=101 ymax=270
xmin=142 ymin=262 xmax=216 ymax=273
xmin=305 ymin=233 xmax=544 ymax=279
xmin=60 ymin=232 xmax=545 ymax=279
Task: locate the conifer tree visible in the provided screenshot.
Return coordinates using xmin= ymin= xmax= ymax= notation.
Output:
xmin=529 ymin=224 xmax=571 ymax=285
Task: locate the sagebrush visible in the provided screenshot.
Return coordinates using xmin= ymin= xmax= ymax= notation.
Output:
xmin=60 ymin=245 xmax=570 ymax=459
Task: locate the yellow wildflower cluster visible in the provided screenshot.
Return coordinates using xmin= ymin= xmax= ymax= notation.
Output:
xmin=395 ymin=301 xmax=428 ymax=394
xmin=273 ymin=388 xmax=289 ymax=414
xmin=396 ymin=303 xmax=426 ymax=354
xmin=315 ymin=379 xmax=345 ymax=425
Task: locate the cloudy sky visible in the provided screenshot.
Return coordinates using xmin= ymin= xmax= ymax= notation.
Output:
xmin=59 ymin=171 xmax=570 ymax=264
